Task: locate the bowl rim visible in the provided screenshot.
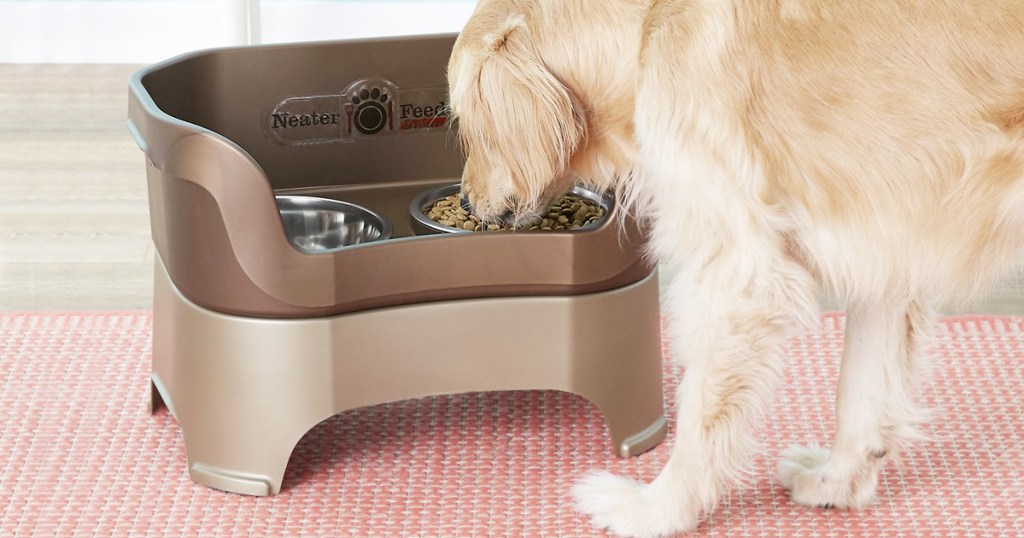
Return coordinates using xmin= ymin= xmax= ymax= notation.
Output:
xmin=275 ymin=194 xmax=394 ymax=251
xmin=408 ymin=183 xmax=614 ymax=234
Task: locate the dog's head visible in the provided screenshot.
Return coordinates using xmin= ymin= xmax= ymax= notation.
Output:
xmin=447 ymin=12 xmax=587 ymax=226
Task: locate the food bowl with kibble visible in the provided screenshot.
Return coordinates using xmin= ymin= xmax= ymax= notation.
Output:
xmin=128 ymin=32 xmax=667 ymax=498
xmin=409 ymin=183 xmax=612 ymax=234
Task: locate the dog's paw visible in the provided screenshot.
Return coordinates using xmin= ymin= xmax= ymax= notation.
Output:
xmin=572 ymin=471 xmax=698 ymax=538
xmin=778 ymin=444 xmax=880 ymax=510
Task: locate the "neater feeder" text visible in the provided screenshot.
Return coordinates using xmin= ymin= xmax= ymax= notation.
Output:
xmin=271 ymin=112 xmax=340 ymax=129
xmin=399 ymin=101 xmax=449 ymax=130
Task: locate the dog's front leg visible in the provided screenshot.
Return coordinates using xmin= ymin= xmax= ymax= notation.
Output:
xmin=575 ymin=236 xmax=817 ymax=537
xmin=778 ymin=301 xmax=933 ymax=509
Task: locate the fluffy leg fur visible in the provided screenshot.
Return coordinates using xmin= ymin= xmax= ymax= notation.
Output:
xmin=778 ymin=301 xmax=934 ymax=509
xmin=575 ymin=243 xmax=817 ymax=536
xmin=573 ymin=7 xmax=820 ymax=531
xmin=575 ymin=85 xmax=819 ymax=532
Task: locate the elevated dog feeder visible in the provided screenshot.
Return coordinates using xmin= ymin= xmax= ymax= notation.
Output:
xmin=127 ymin=33 xmax=666 ymax=496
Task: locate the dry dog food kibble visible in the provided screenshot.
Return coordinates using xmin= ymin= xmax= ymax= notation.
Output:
xmin=426 ymin=194 xmax=606 ymax=231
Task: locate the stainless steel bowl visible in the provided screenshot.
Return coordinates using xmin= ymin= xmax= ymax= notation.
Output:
xmin=276 ymin=195 xmax=392 ymax=252
xmin=409 ymin=183 xmax=613 ymax=234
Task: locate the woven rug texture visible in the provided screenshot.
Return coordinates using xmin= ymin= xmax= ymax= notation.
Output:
xmin=0 ymin=311 xmax=1022 ymax=537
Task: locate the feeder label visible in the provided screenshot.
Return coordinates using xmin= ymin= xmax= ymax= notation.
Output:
xmin=267 ymin=95 xmax=343 ymax=145
xmin=265 ymin=78 xmax=450 ymax=145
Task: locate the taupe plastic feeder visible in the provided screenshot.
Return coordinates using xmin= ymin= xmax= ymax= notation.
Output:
xmin=127 ymin=33 xmax=666 ymax=496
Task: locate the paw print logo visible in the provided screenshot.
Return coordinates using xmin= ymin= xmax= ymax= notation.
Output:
xmin=346 ymin=86 xmax=392 ymax=135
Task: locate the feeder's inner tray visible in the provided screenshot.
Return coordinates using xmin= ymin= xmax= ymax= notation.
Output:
xmin=276 ymin=182 xmax=615 ymax=241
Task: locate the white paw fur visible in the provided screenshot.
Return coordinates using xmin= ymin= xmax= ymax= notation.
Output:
xmin=572 ymin=471 xmax=699 ymax=538
xmin=778 ymin=444 xmax=882 ymax=509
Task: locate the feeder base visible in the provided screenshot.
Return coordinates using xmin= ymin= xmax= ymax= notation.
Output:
xmin=151 ymin=257 xmax=667 ymax=496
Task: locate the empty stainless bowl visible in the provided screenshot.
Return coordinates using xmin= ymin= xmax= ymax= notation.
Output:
xmin=409 ymin=183 xmax=613 ymax=234
xmin=276 ymin=195 xmax=392 ymax=252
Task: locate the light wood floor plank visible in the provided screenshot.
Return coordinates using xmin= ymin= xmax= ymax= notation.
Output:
xmin=0 ymin=64 xmax=152 ymax=309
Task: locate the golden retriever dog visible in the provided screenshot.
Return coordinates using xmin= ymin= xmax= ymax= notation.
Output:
xmin=447 ymin=0 xmax=1024 ymax=536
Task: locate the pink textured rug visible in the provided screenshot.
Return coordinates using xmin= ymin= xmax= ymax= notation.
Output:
xmin=0 ymin=311 xmax=1022 ymax=537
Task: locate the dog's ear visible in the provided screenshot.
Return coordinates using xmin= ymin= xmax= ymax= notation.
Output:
xmin=453 ymin=16 xmax=586 ymax=201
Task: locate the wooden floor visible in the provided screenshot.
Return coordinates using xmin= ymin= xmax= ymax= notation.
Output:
xmin=0 ymin=64 xmax=1021 ymax=314
xmin=0 ymin=64 xmax=151 ymax=310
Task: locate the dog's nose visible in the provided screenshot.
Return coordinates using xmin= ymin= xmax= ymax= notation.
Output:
xmin=459 ymin=193 xmax=472 ymax=212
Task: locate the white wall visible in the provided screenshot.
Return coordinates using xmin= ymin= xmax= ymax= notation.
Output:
xmin=0 ymin=1 xmax=477 ymax=64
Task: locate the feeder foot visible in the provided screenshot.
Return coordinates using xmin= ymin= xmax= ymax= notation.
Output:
xmin=616 ymin=416 xmax=668 ymax=458
xmin=190 ymin=463 xmax=276 ymax=496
